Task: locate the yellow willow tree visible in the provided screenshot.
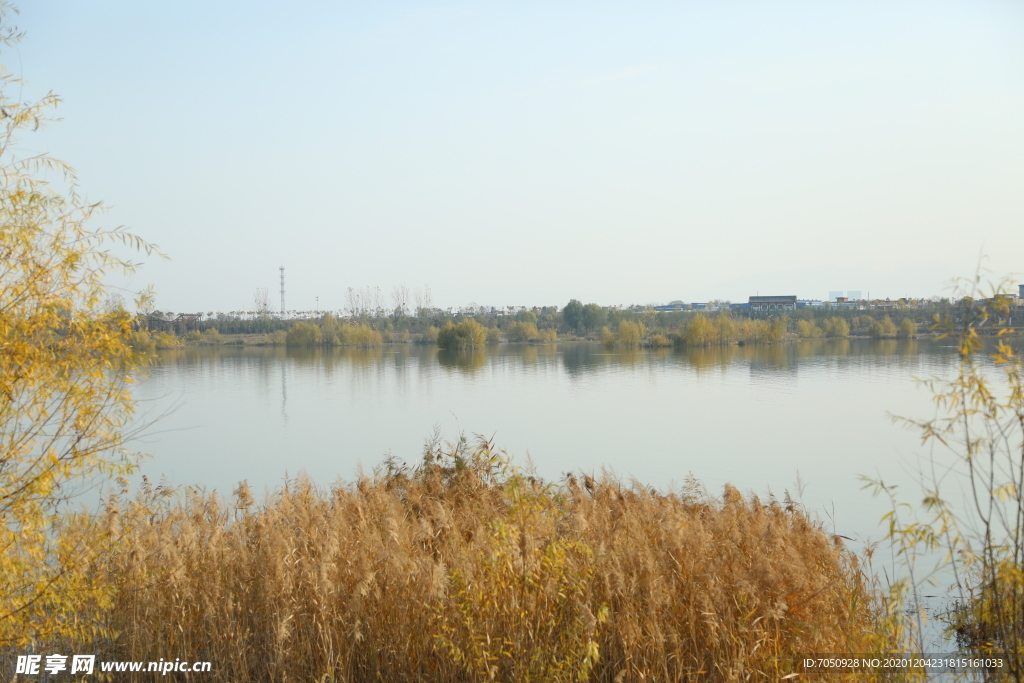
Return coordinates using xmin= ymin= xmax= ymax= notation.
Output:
xmin=865 ymin=276 xmax=1024 ymax=679
xmin=0 ymin=5 xmax=158 ymax=646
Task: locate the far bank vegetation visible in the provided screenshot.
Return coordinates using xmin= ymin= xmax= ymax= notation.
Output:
xmin=285 ymin=314 xmax=383 ymax=348
xmin=137 ymin=300 xmax=930 ymax=351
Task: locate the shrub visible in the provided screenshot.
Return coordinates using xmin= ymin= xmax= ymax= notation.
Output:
xmin=269 ymin=330 xmax=287 ymax=345
xmin=286 ymin=321 xmax=322 ymax=346
xmin=822 ymin=317 xmax=850 ymax=338
xmin=320 ymin=312 xmax=343 ymax=345
xmin=648 ymin=333 xmax=671 ymax=347
xmin=770 ymin=316 xmax=788 ymax=342
xmin=617 ymin=320 xmax=646 ymax=348
xmin=537 ymin=327 xmax=558 ymax=343
xmin=739 ymin=319 xmax=767 ymax=343
xmin=506 ymin=321 xmax=538 ymax=342
xmin=852 ymin=315 xmax=875 ymax=335
xmin=869 ymin=316 xmax=897 ymax=338
xmin=797 ymin=320 xmax=822 ymax=338
xmin=684 ymin=313 xmax=714 ymax=346
xmin=600 ymin=326 xmax=615 ymax=349
xmin=898 ymin=318 xmax=916 ymax=338
xmin=438 ymin=319 xmax=487 ymax=350
xmin=486 ymin=326 xmax=502 ymax=344
xmin=347 ymin=323 xmax=383 ymax=348
xmin=129 ymin=330 xmax=156 ymax=353
xmin=714 ymin=313 xmax=737 ymax=344
xmin=736 ymin=318 xmax=786 ymax=344
xmin=154 ymin=332 xmax=181 ymax=348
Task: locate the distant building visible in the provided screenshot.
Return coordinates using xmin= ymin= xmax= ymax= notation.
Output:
xmin=749 ymin=295 xmax=797 ymax=311
xmin=653 ymin=304 xmax=687 ymax=312
xmin=139 ymin=313 xmax=203 ymax=333
xmin=828 ymin=290 xmax=844 ymax=303
xmin=847 ymin=290 xmax=862 ymax=300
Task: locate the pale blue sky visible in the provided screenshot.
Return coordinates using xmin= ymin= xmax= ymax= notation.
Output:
xmin=16 ymin=0 xmax=1024 ymax=311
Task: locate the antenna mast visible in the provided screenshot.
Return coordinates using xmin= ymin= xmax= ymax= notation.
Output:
xmin=279 ymin=266 xmax=285 ymax=316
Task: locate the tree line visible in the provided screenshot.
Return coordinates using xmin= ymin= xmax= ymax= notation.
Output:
xmin=136 ymin=300 xmax=935 ymax=351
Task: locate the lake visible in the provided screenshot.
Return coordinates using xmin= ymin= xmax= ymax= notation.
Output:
xmin=131 ymin=338 xmax=972 ymax=548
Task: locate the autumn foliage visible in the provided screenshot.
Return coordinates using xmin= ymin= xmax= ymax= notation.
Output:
xmin=0 ymin=5 xmax=158 ymax=646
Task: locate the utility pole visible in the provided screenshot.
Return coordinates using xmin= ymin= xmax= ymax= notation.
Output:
xmin=279 ymin=266 xmax=285 ymax=317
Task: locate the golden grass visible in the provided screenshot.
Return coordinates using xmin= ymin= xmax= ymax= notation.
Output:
xmin=94 ymin=437 xmax=897 ymax=682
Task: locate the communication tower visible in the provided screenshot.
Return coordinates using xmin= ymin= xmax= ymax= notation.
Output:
xmin=279 ymin=266 xmax=285 ymax=316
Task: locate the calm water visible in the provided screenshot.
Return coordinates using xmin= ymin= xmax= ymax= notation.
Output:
xmin=133 ymin=339 xmax=964 ymax=545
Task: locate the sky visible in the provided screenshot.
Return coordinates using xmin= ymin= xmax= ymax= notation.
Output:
xmin=13 ymin=0 xmax=1024 ymax=312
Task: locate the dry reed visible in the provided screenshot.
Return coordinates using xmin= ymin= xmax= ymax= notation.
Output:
xmin=91 ymin=436 xmax=897 ymax=682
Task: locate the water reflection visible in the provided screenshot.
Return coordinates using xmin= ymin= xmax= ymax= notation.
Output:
xmin=560 ymin=345 xmax=635 ymax=375
xmin=152 ymin=338 xmax=962 ymax=375
xmin=280 ymin=361 xmax=288 ymax=426
xmin=437 ymin=349 xmax=488 ymax=373
xmin=504 ymin=343 xmax=560 ymax=368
